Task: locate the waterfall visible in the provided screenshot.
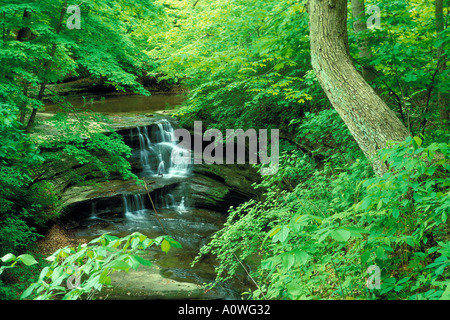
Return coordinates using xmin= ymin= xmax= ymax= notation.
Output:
xmin=137 ymin=126 xmax=152 ymax=174
xmin=157 ymin=160 xmax=165 ymax=176
xmin=177 ymin=196 xmax=187 ymax=213
xmin=135 ymin=119 xmax=192 ymax=178
xmin=150 ymin=186 xmax=189 ymax=213
xmin=123 ymin=194 xmax=147 ymax=220
xmin=89 ymin=201 xmax=98 ymax=220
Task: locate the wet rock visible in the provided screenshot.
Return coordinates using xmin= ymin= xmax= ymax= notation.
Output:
xmin=101 ymin=264 xmax=206 ymax=300
xmin=191 ymin=163 xmax=261 ymax=211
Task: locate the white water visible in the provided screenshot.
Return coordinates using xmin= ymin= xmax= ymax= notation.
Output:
xmin=120 ymin=120 xmax=192 ymax=222
xmin=89 ymin=202 xmax=98 ymax=220
xmin=123 ymin=194 xmax=148 ymax=220
xmin=122 ymin=190 xmax=190 ymax=221
xmin=135 ymin=119 xmax=191 ymax=178
xmin=177 ymin=196 xmax=188 ymax=213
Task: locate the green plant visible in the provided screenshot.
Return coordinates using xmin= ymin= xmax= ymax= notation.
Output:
xmin=0 ymin=232 xmax=181 ymax=300
xmin=195 ymin=136 xmax=449 ymax=300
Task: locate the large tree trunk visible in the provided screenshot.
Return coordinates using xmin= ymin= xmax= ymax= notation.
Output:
xmin=307 ymin=0 xmax=411 ymax=176
xmin=435 ymin=0 xmax=448 ymax=128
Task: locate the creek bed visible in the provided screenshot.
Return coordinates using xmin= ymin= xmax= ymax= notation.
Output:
xmin=44 ymin=92 xmax=255 ymax=299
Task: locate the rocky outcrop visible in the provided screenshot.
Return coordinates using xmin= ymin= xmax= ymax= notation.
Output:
xmin=190 ymin=163 xmax=261 ymax=212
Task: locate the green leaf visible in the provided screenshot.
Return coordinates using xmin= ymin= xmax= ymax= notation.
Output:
xmin=268 ymin=226 xmax=281 ymax=237
xmin=438 ymin=143 xmax=448 ymax=156
xmin=413 ymin=136 xmax=422 ymax=148
xmin=294 ymin=250 xmax=309 ymax=265
xmin=286 ymin=281 xmax=303 ymax=296
xmin=161 ymin=239 xmax=171 ymax=254
xmin=109 ymin=260 xmax=130 ymax=271
xmin=17 ymin=254 xmax=38 ymax=266
xmin=361 ymin=250 xmax=371 ymax=265
xmin=331 ymin=229 xmax=351 ymax=242
xmin=99 ymin=269 xmax=111 ymax=285
xmin=131 ymin=237 xmax=140 ymax=249
xmin=104 ymin=234 xmax=120 ymax=242
xmin=376 ymin=247 xmax=385 ymax=259
xmin=1 ymin=253 xmax=16 ymax=263
xmin=282 ymin=253 xmax=295 ymax=270
xmin=128 ymin=255 xmax=141 ymax=270
xmin=132 ymin=254 xmax=153 ymax=267
xmin=20 ymin=283 xmax=38 ymax=300
xmin=273 ymin=225 xmax=290 ymax=243
xmin=274 ymin=62 xmax=285 ymax=71
xmin=165 ymin=237 xmax=182 ymax=248
xmin=440 ymin=281 xmax=450 ymax=300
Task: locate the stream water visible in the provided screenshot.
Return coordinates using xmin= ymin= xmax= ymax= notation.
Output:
xmin=52 ymin=94 xmax=252 ymax=299
xmin=44 ymin=93 xmax=187 ymax=115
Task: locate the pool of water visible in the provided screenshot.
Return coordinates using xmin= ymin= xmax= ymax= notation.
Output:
xmin=44 ymin=93 xmax=187 ymax=115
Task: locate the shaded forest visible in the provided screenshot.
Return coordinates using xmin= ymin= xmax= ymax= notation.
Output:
xmin=0 ymin=0 xmax=449 ymax=300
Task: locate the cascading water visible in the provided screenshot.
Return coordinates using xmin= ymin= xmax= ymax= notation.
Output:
xmin=123 ymin=193 xmax=148 ymax=220
xmin=177 ymin=196 xmax=187 ymax=213
xmin=89 ymin=201 xmax=98 ymax=220
xmin=134 ymin=119 xmax=191 ymax=178
xmin=137 ymin=126 xmax=153 ymax=174
xmin=149 ymin=185 xmax=190 ymax=212
xmin=70 ymin=115 xmax=245 ymax=300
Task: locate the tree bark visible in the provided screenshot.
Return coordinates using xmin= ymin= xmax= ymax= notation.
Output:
xmin=435 ymin=0 xmax=448 ymax=128
xmin=307 ymin=0 xmax=411 ymax=176
xmin=351 ymin=0 xmax=376 ymax=83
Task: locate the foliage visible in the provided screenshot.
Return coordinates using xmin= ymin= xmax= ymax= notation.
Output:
xmin=194 ymin=133 xmax=449 ymax=300
xmin=348 ymin=0 xmax=450 ymax=137
xmin=0 ymin=232 xmax=182 ymax=300
xmin=147 ymin=0 xmax=324 ymax=131
xmin=0 ymin=0 xmax=163 ymax=105
xmin=0 ymin=0 xmax=155 ymax=255
xmin=290 ymin=109 xmax=362 ymax=161
xmin=36 ymin=104 xmax=137 ymax=183
xmin=0 ymin=103 xmax=45 ymax=253
xmin=0 ymin=0 xmax=448 ymax=302
xmin=153 ymin=1 xmax=448 ymax=300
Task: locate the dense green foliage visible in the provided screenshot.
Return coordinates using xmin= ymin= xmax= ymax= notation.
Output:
xmin=1 ymin=232 xmax=181 ymax=300
xmin=149 ymin=0 xmax=448 ymax=136
xmin=0 ymin=0 xmax=159 ymax=254
xmin=147 ymin=0 xmax=319 ymax=131
xmin=149 ymin=0 xmax=449 ymax=299
xmin=0 ymin=0 xmax=161 ymax=297
xmin=194 ymin=131 xmax=449 ymax=299
xmin=0 ymin=0 xmax=449 ymax=300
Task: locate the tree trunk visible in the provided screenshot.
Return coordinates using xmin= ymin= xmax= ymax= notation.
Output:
xmin=307 ymin=0 xmax=411 ymax=176
xmin=435 ymin=0 xmax=448 ymax=128
xmin=351 ymin=0 xmax=376 ymax=83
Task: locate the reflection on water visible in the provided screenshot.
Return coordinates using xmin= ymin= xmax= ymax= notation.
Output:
xmin=44 ymin=94 xmax=187 ymax=114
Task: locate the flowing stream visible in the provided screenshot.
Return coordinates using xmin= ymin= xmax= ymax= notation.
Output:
xmin=57 ymin=95 xmax=253 ymax=299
